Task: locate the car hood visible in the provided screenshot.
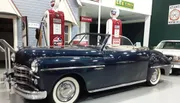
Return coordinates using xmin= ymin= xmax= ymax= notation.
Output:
xmin=15 ymin=46 xmax=102 ymax=66
xmin=155 ymin=49 xmax=180 ymax=56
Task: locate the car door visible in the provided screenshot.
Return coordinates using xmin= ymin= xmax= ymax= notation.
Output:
xmin=103 ymin=49 xmax=149 ymax=85
xmin=82 ymin=51 xmax=119 ymax=91
xmin=86 ymin=49 xmax=150 ymax=91
xmin=114 ymin=49 xmax=149 ymax=84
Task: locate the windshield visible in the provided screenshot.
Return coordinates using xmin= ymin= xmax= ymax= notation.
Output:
xmin=68 ymin=33 xmax=134 ymax=50
xmin=69 ymin=33 xmax=109 ymax=49
xmin=156 ymin=41 xmax=180 ymax=49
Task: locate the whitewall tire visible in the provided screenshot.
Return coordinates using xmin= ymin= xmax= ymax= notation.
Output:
xmin=52 ymin=77 xmax=80 ymax=103
xmin=147 ymin=68 xmax=161 ymax=86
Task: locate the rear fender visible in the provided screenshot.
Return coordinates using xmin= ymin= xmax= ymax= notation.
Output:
xmin=149 ymin=50 xmax=171 ymax=75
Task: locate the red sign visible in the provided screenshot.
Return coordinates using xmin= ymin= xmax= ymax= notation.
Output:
xmin=73 ymin=40 xmax=88 ymax=46
xmin=80 ymin=16 xmax=92 ymax=22
xmin=112 ymin=38 xmax=121 ymax=46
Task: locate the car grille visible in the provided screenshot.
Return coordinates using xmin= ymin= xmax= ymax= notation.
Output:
xmin=165 ymin=55 xmax=173 ymax=61
xmin=13 ymin=64 xmax=39 ymax=91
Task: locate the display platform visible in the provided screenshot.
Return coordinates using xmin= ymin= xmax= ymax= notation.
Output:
xmin=0 ymin=75 xmax=180 ymax=103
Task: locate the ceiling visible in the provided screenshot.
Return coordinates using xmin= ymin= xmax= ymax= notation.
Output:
xmin=81 ymin=3 xmax=146 ymax=21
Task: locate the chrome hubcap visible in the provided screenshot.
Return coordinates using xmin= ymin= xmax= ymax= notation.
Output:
xmin=150 ymin=69 xmax=159 ymax=82
xmin=56 ymin=81 xmax=76 ymax=102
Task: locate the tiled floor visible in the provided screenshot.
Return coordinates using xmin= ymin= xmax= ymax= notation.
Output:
xmin=0 ymin=70 xmax=180 ymax=103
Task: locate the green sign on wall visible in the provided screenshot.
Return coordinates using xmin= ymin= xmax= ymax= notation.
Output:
xmin=115 ymin=0 xmax=134 ymax=9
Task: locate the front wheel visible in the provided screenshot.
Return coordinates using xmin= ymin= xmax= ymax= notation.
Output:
xmin=146 ymin=68 xmax=161 ymax=86
xmin=52 ymin=77 xmax=80 ymax=103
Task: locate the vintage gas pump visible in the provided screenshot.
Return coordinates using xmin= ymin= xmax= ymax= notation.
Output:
xmin=106 ymin=9 xmax=122 ymax=46
xmin=43 ymin=0 xmax=65 ymax=47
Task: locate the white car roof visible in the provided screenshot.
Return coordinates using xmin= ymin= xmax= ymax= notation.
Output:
xmin=160 ymin=40 xmax=180 ymax=42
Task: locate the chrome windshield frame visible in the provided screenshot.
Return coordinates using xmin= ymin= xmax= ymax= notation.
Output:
xmin=68 ymin=33 xmax=111 ymax=51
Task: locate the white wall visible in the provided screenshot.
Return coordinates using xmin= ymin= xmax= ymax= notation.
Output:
xmin=143 ymin=16 xmax=151 ymax=47
xmin=80 ymin=9 xmax=90 ymax=33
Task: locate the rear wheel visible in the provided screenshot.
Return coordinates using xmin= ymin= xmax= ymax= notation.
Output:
xmin=146 ymin=68 xmax=161 ymax=86
xmin=52 ymin=77 xmax=80 ymax=103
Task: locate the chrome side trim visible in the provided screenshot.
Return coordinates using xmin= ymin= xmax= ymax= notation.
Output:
xmin=88 ymin=80 xmax=146 ymax=93
xmin=41 ymin=65 xmax=105 ymax=72
xmin=14 ymin=85 xmax=47 ymax=100
xmin=150 ymin=65 xmax=172 ymax=69
xmin=116 ymin=61 xmax=135 ymax=64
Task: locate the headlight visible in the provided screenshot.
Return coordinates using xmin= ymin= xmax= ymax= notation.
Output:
xmin=31 ymin=60 xmax=39 ymax=73
xmin=173 ymin=56 xmax=180 ymax=62
xmin=11 ymin=53 xmax=15 ymax=62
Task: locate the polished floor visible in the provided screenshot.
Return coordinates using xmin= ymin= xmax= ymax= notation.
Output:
xmin=0 ymin=69 xmax=180 ymax=103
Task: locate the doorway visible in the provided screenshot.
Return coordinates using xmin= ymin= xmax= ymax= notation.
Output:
xmin=122 ymin=22 xmax=145 ymax=44
xmin=89 ymin=23 xmax=106 ymax=45
xmin=0 ymin=18 xmax=13 ymax=64
xmin=90 ymin=23 xmax=106 ymax=34
xmin=89 ymin=22 xmax=145 ymax=45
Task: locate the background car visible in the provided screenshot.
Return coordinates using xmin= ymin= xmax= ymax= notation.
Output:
xmin=12 ymin=33 xmax=171 ymax=103
xmin=154 ymin=40 xmax=180 ymax=74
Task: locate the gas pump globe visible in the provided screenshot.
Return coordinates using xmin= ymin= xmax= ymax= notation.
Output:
xmin=106 ymin=9 xmax=122 ymax=46
xmin=50 ymin=0 xmax=55 ymax=7
xmin=43 ymin=0 xmax=65 ymax=47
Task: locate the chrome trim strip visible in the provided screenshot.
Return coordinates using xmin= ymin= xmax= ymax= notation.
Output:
xmin=14 ymin=66 xmax=40 ymax=79
xmin=15 ymin=80 xmax=38 ymax=91
xmin=14 ymin=85 xmax=47 ymax=100
xmin=116 ymin=61 xmax=135 ymax=64
xmin=14 ymin=73 xmax=32 ymax=80
xmin=88 ymin=80 xmax=146 ymax=93
xmin=14 ymin=65 xmax=30 ymax=71
xmin=14 ymin=72 xmax=40 ymax=79
xmin=41 ymin=65 xmax=105 ymax=72
xmin=150 ymin=65 xmax=172 ymax=69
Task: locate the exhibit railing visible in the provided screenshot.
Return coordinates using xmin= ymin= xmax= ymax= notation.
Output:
xmin=0 ymin=39 xmax=16 ymax=90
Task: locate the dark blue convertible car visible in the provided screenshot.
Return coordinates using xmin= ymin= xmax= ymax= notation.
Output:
xmin=12 ymin=33 xmax=171 ymax=103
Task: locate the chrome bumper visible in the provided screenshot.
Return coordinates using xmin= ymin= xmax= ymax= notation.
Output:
xmin=171 ymin=62 xmax=180 ymax=69
xmin=163 ymin=65 xmax=173 ymax=75
xmin=14 ymin=85 xmax=47 ymax=100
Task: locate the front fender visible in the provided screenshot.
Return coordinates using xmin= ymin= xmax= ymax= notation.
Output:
xmin=36 ymin=56 xmax=104 ymax=94
xmin=37 ymin=56 xmax=100 ymax=69
xmin=38 ymin=71 xmax=85 ymax=95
